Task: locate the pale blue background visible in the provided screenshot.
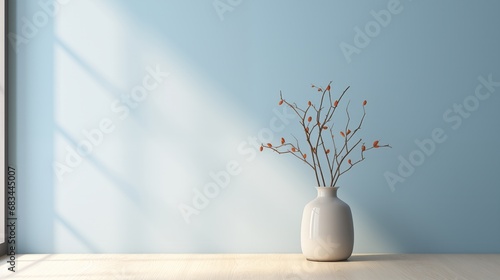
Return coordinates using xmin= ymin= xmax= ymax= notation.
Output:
xmin=8 ymin=0 xmax=500 ymax=253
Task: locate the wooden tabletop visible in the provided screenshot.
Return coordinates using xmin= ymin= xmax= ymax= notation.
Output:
xmin=1 ymin=254 xmax=499 ymax=279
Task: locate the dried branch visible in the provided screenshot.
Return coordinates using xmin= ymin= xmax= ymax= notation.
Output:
xmin=263 ymin=84 xmax=390 ymax=187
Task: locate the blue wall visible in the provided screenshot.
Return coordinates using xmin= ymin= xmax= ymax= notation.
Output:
xmin=9 ymin=0 xmax=500 ymax=253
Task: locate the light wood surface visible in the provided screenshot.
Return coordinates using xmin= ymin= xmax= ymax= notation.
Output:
xmin=1 ymin=254 xmax=499 ymax=279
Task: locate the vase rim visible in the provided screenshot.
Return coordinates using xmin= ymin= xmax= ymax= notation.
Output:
xmin=315 ymin=186 xmax=339 ymax=189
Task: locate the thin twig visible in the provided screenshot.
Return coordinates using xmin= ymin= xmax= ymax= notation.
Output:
xmin=264 ymin=84 xmax=390 ymax=188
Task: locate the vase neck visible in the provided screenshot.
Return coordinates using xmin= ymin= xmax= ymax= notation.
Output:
xmin=316 ymin=187 xmax=339 ymax=197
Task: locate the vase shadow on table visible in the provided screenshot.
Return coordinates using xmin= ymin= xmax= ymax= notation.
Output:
xmin=346 ymin=254 xmax=407 ymax=262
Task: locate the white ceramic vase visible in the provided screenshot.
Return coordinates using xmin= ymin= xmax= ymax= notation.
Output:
xmin=300 ymin=186 xmax=354 ymax=261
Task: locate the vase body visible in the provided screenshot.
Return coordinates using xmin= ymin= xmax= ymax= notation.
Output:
xmin=301 ymin=187 xmax=354 ymax=261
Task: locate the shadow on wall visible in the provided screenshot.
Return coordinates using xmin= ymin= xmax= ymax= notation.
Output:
xmin=9 ymin=0 xmax=55 ymax=253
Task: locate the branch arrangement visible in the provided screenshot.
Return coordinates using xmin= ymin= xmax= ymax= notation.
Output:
xmin=260 ymin=82 xmax=390 ymax=187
